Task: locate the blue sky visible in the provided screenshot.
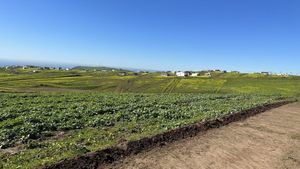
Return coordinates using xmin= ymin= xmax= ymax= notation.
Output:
xmin=0 ymin=0 xmax=299 ymax=73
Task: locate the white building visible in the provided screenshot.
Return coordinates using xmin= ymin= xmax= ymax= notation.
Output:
xmin=161 ymin=72 xmax=169 ymax=77
xmin=176 ymin=71 xmax=185 ymax=77
xmin=205 ymin=72 xmax=211 ymax=77
xmin=261 ymin=72 xmax=270 ymax=75
xmin=191 ymin=73 xmax=199 ymax=77
xmin=176 ymin=71 xmax=191 ymax=77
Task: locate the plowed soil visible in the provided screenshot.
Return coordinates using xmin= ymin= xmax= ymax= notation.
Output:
xmin=106 ymin=102 xmax=300 ymax=169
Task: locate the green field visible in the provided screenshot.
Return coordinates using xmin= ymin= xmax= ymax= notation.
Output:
xmin=1 ymin=68 xmax=300 ymax=96
xmin=0 ymin=93 xmax=292 ymax=168
xmin=0 ymin=67 xmax=299 ymax=168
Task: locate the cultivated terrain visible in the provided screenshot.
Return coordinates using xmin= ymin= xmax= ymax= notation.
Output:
xmin=0 ymin=66 xmax=299 ymax=168
xmin=0 ymin=67 xmax=299 ymax=95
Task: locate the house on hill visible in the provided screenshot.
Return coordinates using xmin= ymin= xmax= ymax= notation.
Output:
xmin=118 ymin=72 xmax=127 ymax=76
xmin=176 ymin=71 xmax=184 ymax=77
xmin=176 ymin=71 xmax=192 ymax=77
xmin=261 ymin=72 xmax=270 ymax=75
xmin=161 ymin=72 xmax=170 ymax=77
xmin=191 ymin=72 xmax=200 ymax=77
xmin=205 ymin=72 xmax=212 ymax=77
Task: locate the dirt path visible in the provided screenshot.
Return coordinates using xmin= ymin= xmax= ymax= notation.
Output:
xmin=106 ymin=102 xmax=300 ymax=169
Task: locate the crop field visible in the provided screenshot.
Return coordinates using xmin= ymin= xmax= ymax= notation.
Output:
xmin=0 ymin=93 xmax=292 ymax=168
xmin=1 ymin=68 xmax=300 ymax=96
xmin=0 ymin=68 xmax=299 ymax=168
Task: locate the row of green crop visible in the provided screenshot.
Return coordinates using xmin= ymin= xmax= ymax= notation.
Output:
xmin=0 ymin=93 xmax=292 ymax=168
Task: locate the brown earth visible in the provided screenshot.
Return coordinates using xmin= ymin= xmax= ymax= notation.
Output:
xmin=106 ymin=102 xmax=300 ymax=169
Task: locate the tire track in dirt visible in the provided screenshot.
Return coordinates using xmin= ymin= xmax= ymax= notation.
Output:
xmin=162 ymin=78 xmax=181 ymax=93
xmin=107 ymin=102 xmax=300 ymax=169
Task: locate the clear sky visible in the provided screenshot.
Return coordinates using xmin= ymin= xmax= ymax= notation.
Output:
xmin=0 ymin=0 xmax=299 ymax=73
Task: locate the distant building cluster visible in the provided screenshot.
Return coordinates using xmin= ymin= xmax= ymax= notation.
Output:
xmin=3 ymin=65 xmax=71 ymax=72
xmin=1 ymin=65 xmax=293 ymax=77
xmin=258 ymin=71 xmax=290 ymax=77
xmin=160 ymin=69 xmax=228 ymax=77
xmin=159 ymin=69 xmax=292 ymax=78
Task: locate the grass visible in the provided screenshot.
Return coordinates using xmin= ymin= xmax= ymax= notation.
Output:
xmin=290 ymin=133 xmax=300 ymax=140
xmin=1 ymin=69 xmax=300 ymax=96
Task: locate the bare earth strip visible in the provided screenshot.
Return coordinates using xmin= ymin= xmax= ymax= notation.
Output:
xmin=107 ymin=102 xmax=300 ymax=169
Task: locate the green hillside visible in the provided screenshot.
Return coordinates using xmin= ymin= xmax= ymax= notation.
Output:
xmin=0 ymin=68 xmax=299 ymax=96
xmin=0 ymin=67 xmax=299 ymax=168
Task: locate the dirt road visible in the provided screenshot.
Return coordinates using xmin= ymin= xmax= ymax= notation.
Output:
xmin=106 ymin=102 xmax=300 ymax=169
